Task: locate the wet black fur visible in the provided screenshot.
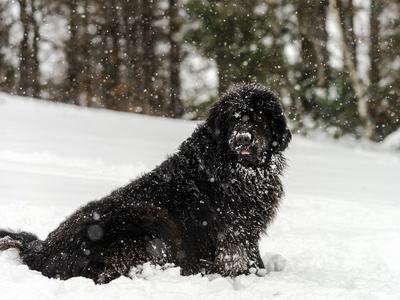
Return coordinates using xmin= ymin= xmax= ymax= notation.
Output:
xmin=0 ymin=83 xmax=291 ymax=284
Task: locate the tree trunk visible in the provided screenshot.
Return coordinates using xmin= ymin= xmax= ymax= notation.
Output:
xmin=168 ymin=0 xmax=183 ymax=117
xmin=65 ymin=0 xmax=80 ymax=104
xmin=0 ymin=2 xmax=14 ymax=92
xmin=123 ymin=0 xmax=142 ymax=110
xmin=329 ymin=0 xmax=374 ymax=139
xmin=337 ymin=0 xmax=357 ymax=69
xmin=369 ymin=0 xmax=381 ymax=88
xmin=30 ymin=0 xmax=40 ymax=98
xmin=368 ymin=0 xmax=385 ymax=140
xmin=18 ymin=0 xmax=30 ymax=96
xmin=141 ymin=0 xmax=157 ymax=115
xmin=104 ymin=0 xmax=121 ymax=110
xmin=297 ymin=0 xmax=330 ymax=89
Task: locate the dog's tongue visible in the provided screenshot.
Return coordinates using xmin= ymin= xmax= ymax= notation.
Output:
xmin=241 ymin=150 xmax=250 ymax=155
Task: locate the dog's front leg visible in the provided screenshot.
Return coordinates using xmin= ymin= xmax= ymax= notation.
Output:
xmin=212 ymin=229 xmax=250 ymax=277
xmin=246 ymin=240 xmax=268 ymax=276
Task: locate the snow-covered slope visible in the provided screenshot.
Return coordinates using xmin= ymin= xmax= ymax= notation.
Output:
xmin=382 ymin=128 xmax=400 ymax=150
xmin=1 ymin=93 xmax=399 ymax=299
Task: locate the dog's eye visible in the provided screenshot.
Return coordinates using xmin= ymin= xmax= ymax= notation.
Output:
xmin=253 ymin=111 xmax=264 ymax=122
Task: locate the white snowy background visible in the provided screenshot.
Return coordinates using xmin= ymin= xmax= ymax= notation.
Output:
xmin=1 ymin=93 xmax=400 ymax=299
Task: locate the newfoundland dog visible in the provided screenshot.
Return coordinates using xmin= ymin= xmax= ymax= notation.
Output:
xmin=0 ymin=83 xmax=291 ymax=283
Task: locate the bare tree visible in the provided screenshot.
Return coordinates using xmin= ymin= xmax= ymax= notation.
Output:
xmin=329 ymin=0 xmax=374 ymax=139
xmin=0 ymin=1 xmax=14 ymax=91
xmin=100 ymin=0 xmax=122 ymax=110
xmin=369 ymin=0 xmax=381 ymax=91
xmin=298 ymin=0 xmax=330 ymax=89
xmin=18 ymin=0 xmax=31 ymax=95
xmin=64 ymin=0 xmax=80 ymax=104
xmin=168 ymin=0 xmax=183 ymax=117
xmin=337 ymin=0 xmax=357 ymax=69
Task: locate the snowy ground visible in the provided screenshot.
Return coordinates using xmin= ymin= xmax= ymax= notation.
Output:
xmin=1 ymin=93 xmax=399 ymax=300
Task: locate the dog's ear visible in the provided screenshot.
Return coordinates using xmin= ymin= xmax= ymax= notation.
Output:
xmin=255 ymin=87 xmax=291 ymax=152
xmin=270 ymin=110 xmax=292 ymax=152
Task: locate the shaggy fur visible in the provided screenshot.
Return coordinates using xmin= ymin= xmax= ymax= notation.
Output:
xmin=0 ymin=83 xmax=291 ymax=284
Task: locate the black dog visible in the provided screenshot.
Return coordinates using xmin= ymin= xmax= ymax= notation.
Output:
xmin=0 ymin=83 xmax=291 ymax=284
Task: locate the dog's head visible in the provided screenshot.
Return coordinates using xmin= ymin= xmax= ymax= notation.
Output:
xmin=206 ymin=83 xmax=291 ymax=166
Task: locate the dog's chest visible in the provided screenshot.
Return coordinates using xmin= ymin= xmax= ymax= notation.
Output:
xmin=211 ymin=164 xmax=281 ymax=224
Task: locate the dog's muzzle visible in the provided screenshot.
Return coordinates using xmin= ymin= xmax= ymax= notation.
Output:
xmin=235 ymin=132 xmax=253 ymax=147
xmin=230 ymin=130 xmax=256 ymax=158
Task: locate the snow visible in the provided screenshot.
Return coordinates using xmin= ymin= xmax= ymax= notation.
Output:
xmin=382 ymin=128 xmax=400 ymax=150
xmin=1 ymin=92 xmax=400 ymax=299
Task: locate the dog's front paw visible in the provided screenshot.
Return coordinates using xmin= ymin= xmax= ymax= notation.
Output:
xmin=248 ymin=266 xmax=268 ymax=276
xmin=213 ymin=246 xmax=249 ymax=277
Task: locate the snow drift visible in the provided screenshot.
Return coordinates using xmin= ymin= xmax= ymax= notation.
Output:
xmin=1 ymin=93 xmax=399 ymax=299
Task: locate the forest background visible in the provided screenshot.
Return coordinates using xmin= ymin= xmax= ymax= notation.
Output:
xmin=0 ymin=0 xmax=399 ymax=142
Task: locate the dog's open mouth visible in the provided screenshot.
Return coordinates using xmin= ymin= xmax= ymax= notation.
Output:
xmin=240 ymin=149 xmax=251 ymax=155
xmin=229 ymin=130 xmax=262 ymax=165
xmin=233 ymin=146 xmax=252 ymax=156
xmin=233 ymin=144 xmax=264 ymax=166
xmin=235 ymin=147 xmax=258 ymax=166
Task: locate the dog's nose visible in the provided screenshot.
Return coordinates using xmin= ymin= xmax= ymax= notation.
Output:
xmin=236 ymin=132 xmax=252 ymax=146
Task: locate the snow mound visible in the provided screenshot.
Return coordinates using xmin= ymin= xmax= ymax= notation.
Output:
xmin=1 ymin=93 xmax=400 ymax=299
xmin=382 ymin=128 xmax=400 ymax=150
